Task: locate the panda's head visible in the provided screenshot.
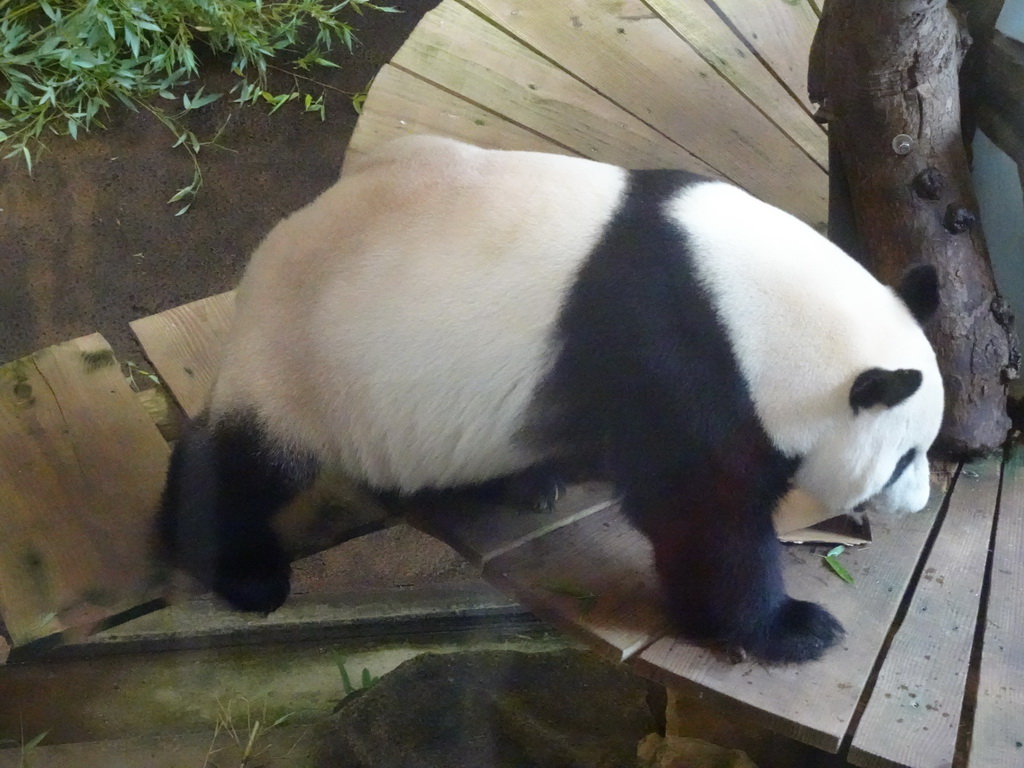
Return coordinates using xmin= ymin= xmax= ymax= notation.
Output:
xmin=791 ymin=265 xmax=944 ymax=518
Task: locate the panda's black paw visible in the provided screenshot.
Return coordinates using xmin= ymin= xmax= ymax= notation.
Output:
xmin=737 ymin=598 xmax=845 ymax=664
xmin=214 ymin=542 xmax=292 ymax=614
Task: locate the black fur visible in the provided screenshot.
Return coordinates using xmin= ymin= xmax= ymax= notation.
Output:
xmin=455 ymin=465 xmax=568 ymax=512
xmin=533 ymin=170 xmax=844 ymax=663
xmin=884 ymin=448 xmax=917 ymax=489
xmin=158 ymin=410 xmax=318 ymax=613
xmin=849 ymin=368 xmax=922 ymax=414
xmin=896 ymin=264 xmax=940 ymax=324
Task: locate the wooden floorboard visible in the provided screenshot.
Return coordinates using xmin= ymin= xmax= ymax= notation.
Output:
xmin=345 ymin=64 xmax=569 ymax=171
xmin=968 ymin=449 xmax=1024 ymax=767
xmin=629 ymin=474 xmax=952 ymax=753
xmin=408 ymin=481 xmax=618 ymax=567
xmin=644 ymin=0 xmax=825 ymax=168
xmin=390 ymin=1 xmax=718 ymax=172
xmin=849 ymin=458 xmax=1001 ymax=768
xmin=484 ymin=503 xmax=669 ymax=662
xmin=704 ymin=0 xmax=821 ymax=114
xmin=456 ymin=0 xmax=827 ymax=225
xmin=0 ymin=335 xmax=168 ymax=650
xmin=129 ymin=292 xmax=235 ymax=419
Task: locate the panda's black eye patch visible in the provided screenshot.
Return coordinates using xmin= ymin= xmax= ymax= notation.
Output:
xmin=884 ymin=448 xmax=917 ymax=489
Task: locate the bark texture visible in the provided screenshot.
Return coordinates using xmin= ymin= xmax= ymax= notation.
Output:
xmin=810 ymin=0 xmax=1017 ymax=456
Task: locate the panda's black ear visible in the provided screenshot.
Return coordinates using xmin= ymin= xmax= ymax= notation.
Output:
xmin=850 ymin=368 xmax=922 ymax=414
xmin=896 ymin=265 xmax=939 ymax=324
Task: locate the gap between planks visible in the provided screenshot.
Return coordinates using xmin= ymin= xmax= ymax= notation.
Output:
xmin=847 ymin=457 xmax=1000 ymax=768
xmin=966 ymin=445 xmax=1024 ymax=767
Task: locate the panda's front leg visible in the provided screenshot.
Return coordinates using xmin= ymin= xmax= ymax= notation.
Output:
xmin=624 ymin=478 xmax=844 ymax=664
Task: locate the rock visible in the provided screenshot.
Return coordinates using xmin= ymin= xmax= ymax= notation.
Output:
xmin=637 ymin=734 xmax=758 ymax=768
xmin=313 ymin=648 xmax=660 ymax=768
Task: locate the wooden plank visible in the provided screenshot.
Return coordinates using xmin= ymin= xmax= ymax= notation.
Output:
xmin=630 ymin=474 xmax=951 ymax=753
xmin=702 ymin=0 xmax=821 ymax=113
xmin=346 ymin=64 xmax=569 ymax=171
xmin=484 ymin=503 xmax=669 ymax=662
xmin=968 ymin=449 xmax=1024 ymax=767
xmin=0 ymin=334 xmax=169 ymax=649
xmin=848 ymin=458 xmax=1001 ymax=768
xmin=643 ymin=0 xmax=825 ymax=166
xmin=408 ymin=481 xmax=618 ymax=566
xmin=390 ymin=1 xmax=719 ymax=173
xmin=129 ymin=291 xmax=235 ymax=418
xmin=457 ymin=0 xmax=827 ymax=225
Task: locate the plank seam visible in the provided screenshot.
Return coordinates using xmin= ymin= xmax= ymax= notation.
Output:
xmin=954 ymin=448 xmax=1009 ymax=766
xmin=386 ymin=63 xmax=585 ymax=159
xmin=478 ymin=498 xmax=620 ymax=565
xmin=841 ymin=462 xmax=964 ymax=764
xmin=448 ymin=0 xmax=734 ymax=183
xmin=702 ymin=1 xmax=822 ymax=120
xmin=640 ymin=0 xmax=826 ymax=174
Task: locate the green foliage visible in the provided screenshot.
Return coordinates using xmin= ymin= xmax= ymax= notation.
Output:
xmin=334 ymin=654 xmax=379 ymax=697
xmin=823 ymin=545 xmax=855 ymax=584
xmin=0 ymin=728 xmax=49 ymax=767
xmin=540 ymin=579 xmax=599 ymax=615
xmin=0 ymin=0 xmax=398 ymax=210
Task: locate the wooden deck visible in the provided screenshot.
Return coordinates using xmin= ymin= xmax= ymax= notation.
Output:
xmin=2 ymin=1 xmax=1022 ymax=765
xmin=2 ymin=292 xmax=1022 ymax=766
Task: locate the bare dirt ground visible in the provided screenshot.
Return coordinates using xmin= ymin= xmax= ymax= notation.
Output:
xmin=0 ymin=0 xmax=440 ymax=365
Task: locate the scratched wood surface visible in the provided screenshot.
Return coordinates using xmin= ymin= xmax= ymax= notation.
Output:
xmin=968 ymin=449 xmax=1024 ymax=768
xmin=129 ymin=291 xmax=235 ymax=419
xmin=848 ymin=459 xmax=1001 ymax=768
xmin=0 ymin=335 xmax=169 ymax=651
xmin=349 ymin=0 xmax=828 ymax=226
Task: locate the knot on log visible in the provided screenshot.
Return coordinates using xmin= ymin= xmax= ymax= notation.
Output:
xmin=912 ymin=168 xmax=945 ymax=200
xmin=943 ymin=204 xmax=976 ymax=233
xmin=991 ymin=295 xmax=1015 ymax=327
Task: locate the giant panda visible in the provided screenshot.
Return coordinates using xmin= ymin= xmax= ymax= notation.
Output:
xmin=158 ymin=135 xmax=944 ymax=664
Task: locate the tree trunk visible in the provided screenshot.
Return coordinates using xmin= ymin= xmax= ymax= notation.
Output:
xmin=809 ymin=0 xmax=1016 ymax=457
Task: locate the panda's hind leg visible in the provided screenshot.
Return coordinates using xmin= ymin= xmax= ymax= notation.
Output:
xmin=158 ymin=410 xmax=318 ymax=613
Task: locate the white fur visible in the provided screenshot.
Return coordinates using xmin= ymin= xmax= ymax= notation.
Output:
xmin=211 ymin=136 xmax=628 ymax=490
xmin=667 ymin=181 xmax=943 ymax=515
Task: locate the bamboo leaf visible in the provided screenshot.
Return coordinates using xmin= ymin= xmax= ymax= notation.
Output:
xmin=23 ymin=731 xmax=49 ymax=750
xmin=824 ymin=552 xmax=855 ymax=584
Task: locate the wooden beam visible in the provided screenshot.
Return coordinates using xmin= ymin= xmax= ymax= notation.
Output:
xmin=977 ymin=30 xmax=1024 ymax=168
xmin=0 ymin=335 xmax=169 ymax=650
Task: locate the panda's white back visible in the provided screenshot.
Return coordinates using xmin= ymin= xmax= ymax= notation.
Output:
xmin=210 ymin=136 xmax=628 ymax=490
